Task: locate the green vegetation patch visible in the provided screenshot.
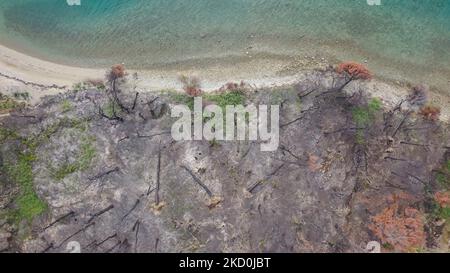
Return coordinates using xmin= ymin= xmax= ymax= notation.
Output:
xmin=60 ymin=99 xmax=72 ymax=113
xmin=439 ymin=207 xmax=450 ymax=220
xmin=203 ymin=90 xmax=248 ymax=131
xmin=12 ymin=92 xmax=30 ymax=101
xmin=170 ymin=92 xmax=195 ymax=110
xmin=0 ymin=97 xmax=24 ymax=112
xmin=4 ymin=152 xmax=47 ymax=223
xmin=352 ymin=98 xmax=381 ymax=126
xmin=436 ymin=160 xmax=450 ymax=189
xmin=102 ymin=100 xmax=125 ymax=118
xmin=204 ymin=90 xmax=246 ymax=111
xmin=2 ymin=117 xmax=91 ymax=225
xmin=352 ymin=98 xmax=382 ymax=144
xmin=23 ymin=117 xmax=87 ymax=151
xmin=0 ymin=127 xmax=18 ymax=144
xmin=50 ymin=134 xmax=96 ymax=181
xmin=168 ymin=90 xmax=246 ymax=112
xmin=73 ymin=80 xmax=107 ymax=92
xmin=430 ymin=198 xmax=450 ymax=224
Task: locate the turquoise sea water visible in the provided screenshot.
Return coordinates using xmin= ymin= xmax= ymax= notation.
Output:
xmin=0 ymin=0 xmax=449 ymax=82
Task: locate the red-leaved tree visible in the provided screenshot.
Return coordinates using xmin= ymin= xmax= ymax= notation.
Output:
xmin=333 ymin=62 xmax=372 ymax=92
xmin=337 ymin=62 xmax=372 ymax=80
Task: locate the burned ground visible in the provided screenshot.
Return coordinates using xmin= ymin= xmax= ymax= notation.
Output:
xmin=0 ymin=70 xmax=449 ymax=253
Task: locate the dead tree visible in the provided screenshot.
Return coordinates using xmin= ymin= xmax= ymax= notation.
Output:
xmin=102 ymin=64 xmax=140 ymax=120
xmin=155 ymin=147 xmax=162 ymax=205
xmin=106 ymin=64 xmax=129 ymax=113
xmin=317 ymin=62 xmax=372 ymax=97
xmin=392 ymin=110 xmax=413 ymax=138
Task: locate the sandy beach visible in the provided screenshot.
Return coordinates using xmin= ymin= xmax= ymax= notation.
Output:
xmin=0 ymin=43 xmax=304 ymax=101
xmin=0 ymin=42 xmax=449 ymax=121
xmin=0 ymin=44 xmax=104 ymax=87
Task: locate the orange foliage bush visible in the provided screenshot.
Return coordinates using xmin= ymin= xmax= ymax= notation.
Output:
xmin=369 ymin=203 xmax=425 ymax=252
xmin=418 ymin=105 xmax=441 ymax=121
xmin=336 ymin=62 xmax=372 ymax=80
xmin=108 ymin=64 xmax=126 ymax=82
xmin=434 ymin=191 xmax=450 ymax=208
xmin=179 ymin=75 xmax=202 ymax=97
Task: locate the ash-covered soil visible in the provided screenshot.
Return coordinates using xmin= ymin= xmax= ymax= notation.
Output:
xmin=1 ymin=69 xmax=449 ymax=253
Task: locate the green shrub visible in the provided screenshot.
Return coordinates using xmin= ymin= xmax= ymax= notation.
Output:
xmin=12 ymin=92 xmax=30 ymax=101
xmin=170 ymin=92 xmax=195 ymax=110
xmin=436 ymin=160 xmax=450 ymax=188
xmin=440 ymin=207 xmax=450 ymax=220
xmin=0 ymin=98 xmax=24 ymax=112
xmin=352 ymin=98 xmax=382 ymax=144
xmin=61 ymin=99 xmax=72 ymax=113
xmin=205 ymin=90 xmax=246 ymax=111
xmin=0 ymin=127 xmax=18 ymax=143
xmin=5 ymin=152 xmax=47 ymax=223
xmin=102 ymin=100 xmax=124 ymax=117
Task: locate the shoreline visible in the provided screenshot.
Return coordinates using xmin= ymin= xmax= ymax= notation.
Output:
xmin=0 ymin=43 xmax=305 ymax=100
xmin=0 ymin=43 xmax=449 ymax=121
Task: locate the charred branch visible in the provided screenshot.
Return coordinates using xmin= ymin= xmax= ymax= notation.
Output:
xmin=138 ymin=112 xmax=147 ymax=121
xmin=121 ymin=199 xmax=140 ymax=222
xmin=96 ymin=233 xmax=118 ymax=248
xmin=131 ymin=92 xmax=139 ymax=110
xmin=279 ymin=145 xmax=301 ymax=161
xmin=181 ymin=165 xmax=213 ymax=197
xmin=324 ymin=127 xmax=365 ymax=135
xmin=298 ymin=88 xmax=318 ymax=99
xmin=44 ymin=211 xmax=75 ymax=231
xmin=392 ymin=111 xmax=412 ymax=138
xmin=133 ymin=220 xmax=140 ymax=253
xmin=384 ymin=156 xmax=407 ymax=162
xmin=40 ymin=243 xmax=54 ymax=253
xmin=105 ymin=240 xmax=122 ymax=253
xmin=98 ymin=105 xmax=123 ymax=122
xmin=58 ymin=222 xmax=95 ymax=248
xmin=155 ymin=147 xmax=162 ymax=204
xmin=281 ymin=116 xmax=304 ymax=128
xmin=87 ymin=205 xmax=114 ymax=224
xmin=136 ymin=131 xmax=171 ymax=139
xmin=247 ymin=164 xmax=285 ymax=193
xmin=88 ymin=167 xmax=120 ymax=181
xmin=315 ymin=77 xmax=353 ymax=98
xmin=118 ymin=136 xmax=129 ymax=143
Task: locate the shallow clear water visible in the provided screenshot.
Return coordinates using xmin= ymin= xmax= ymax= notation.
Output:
xmin=0 ymin=0 xmax=449 ymax=73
